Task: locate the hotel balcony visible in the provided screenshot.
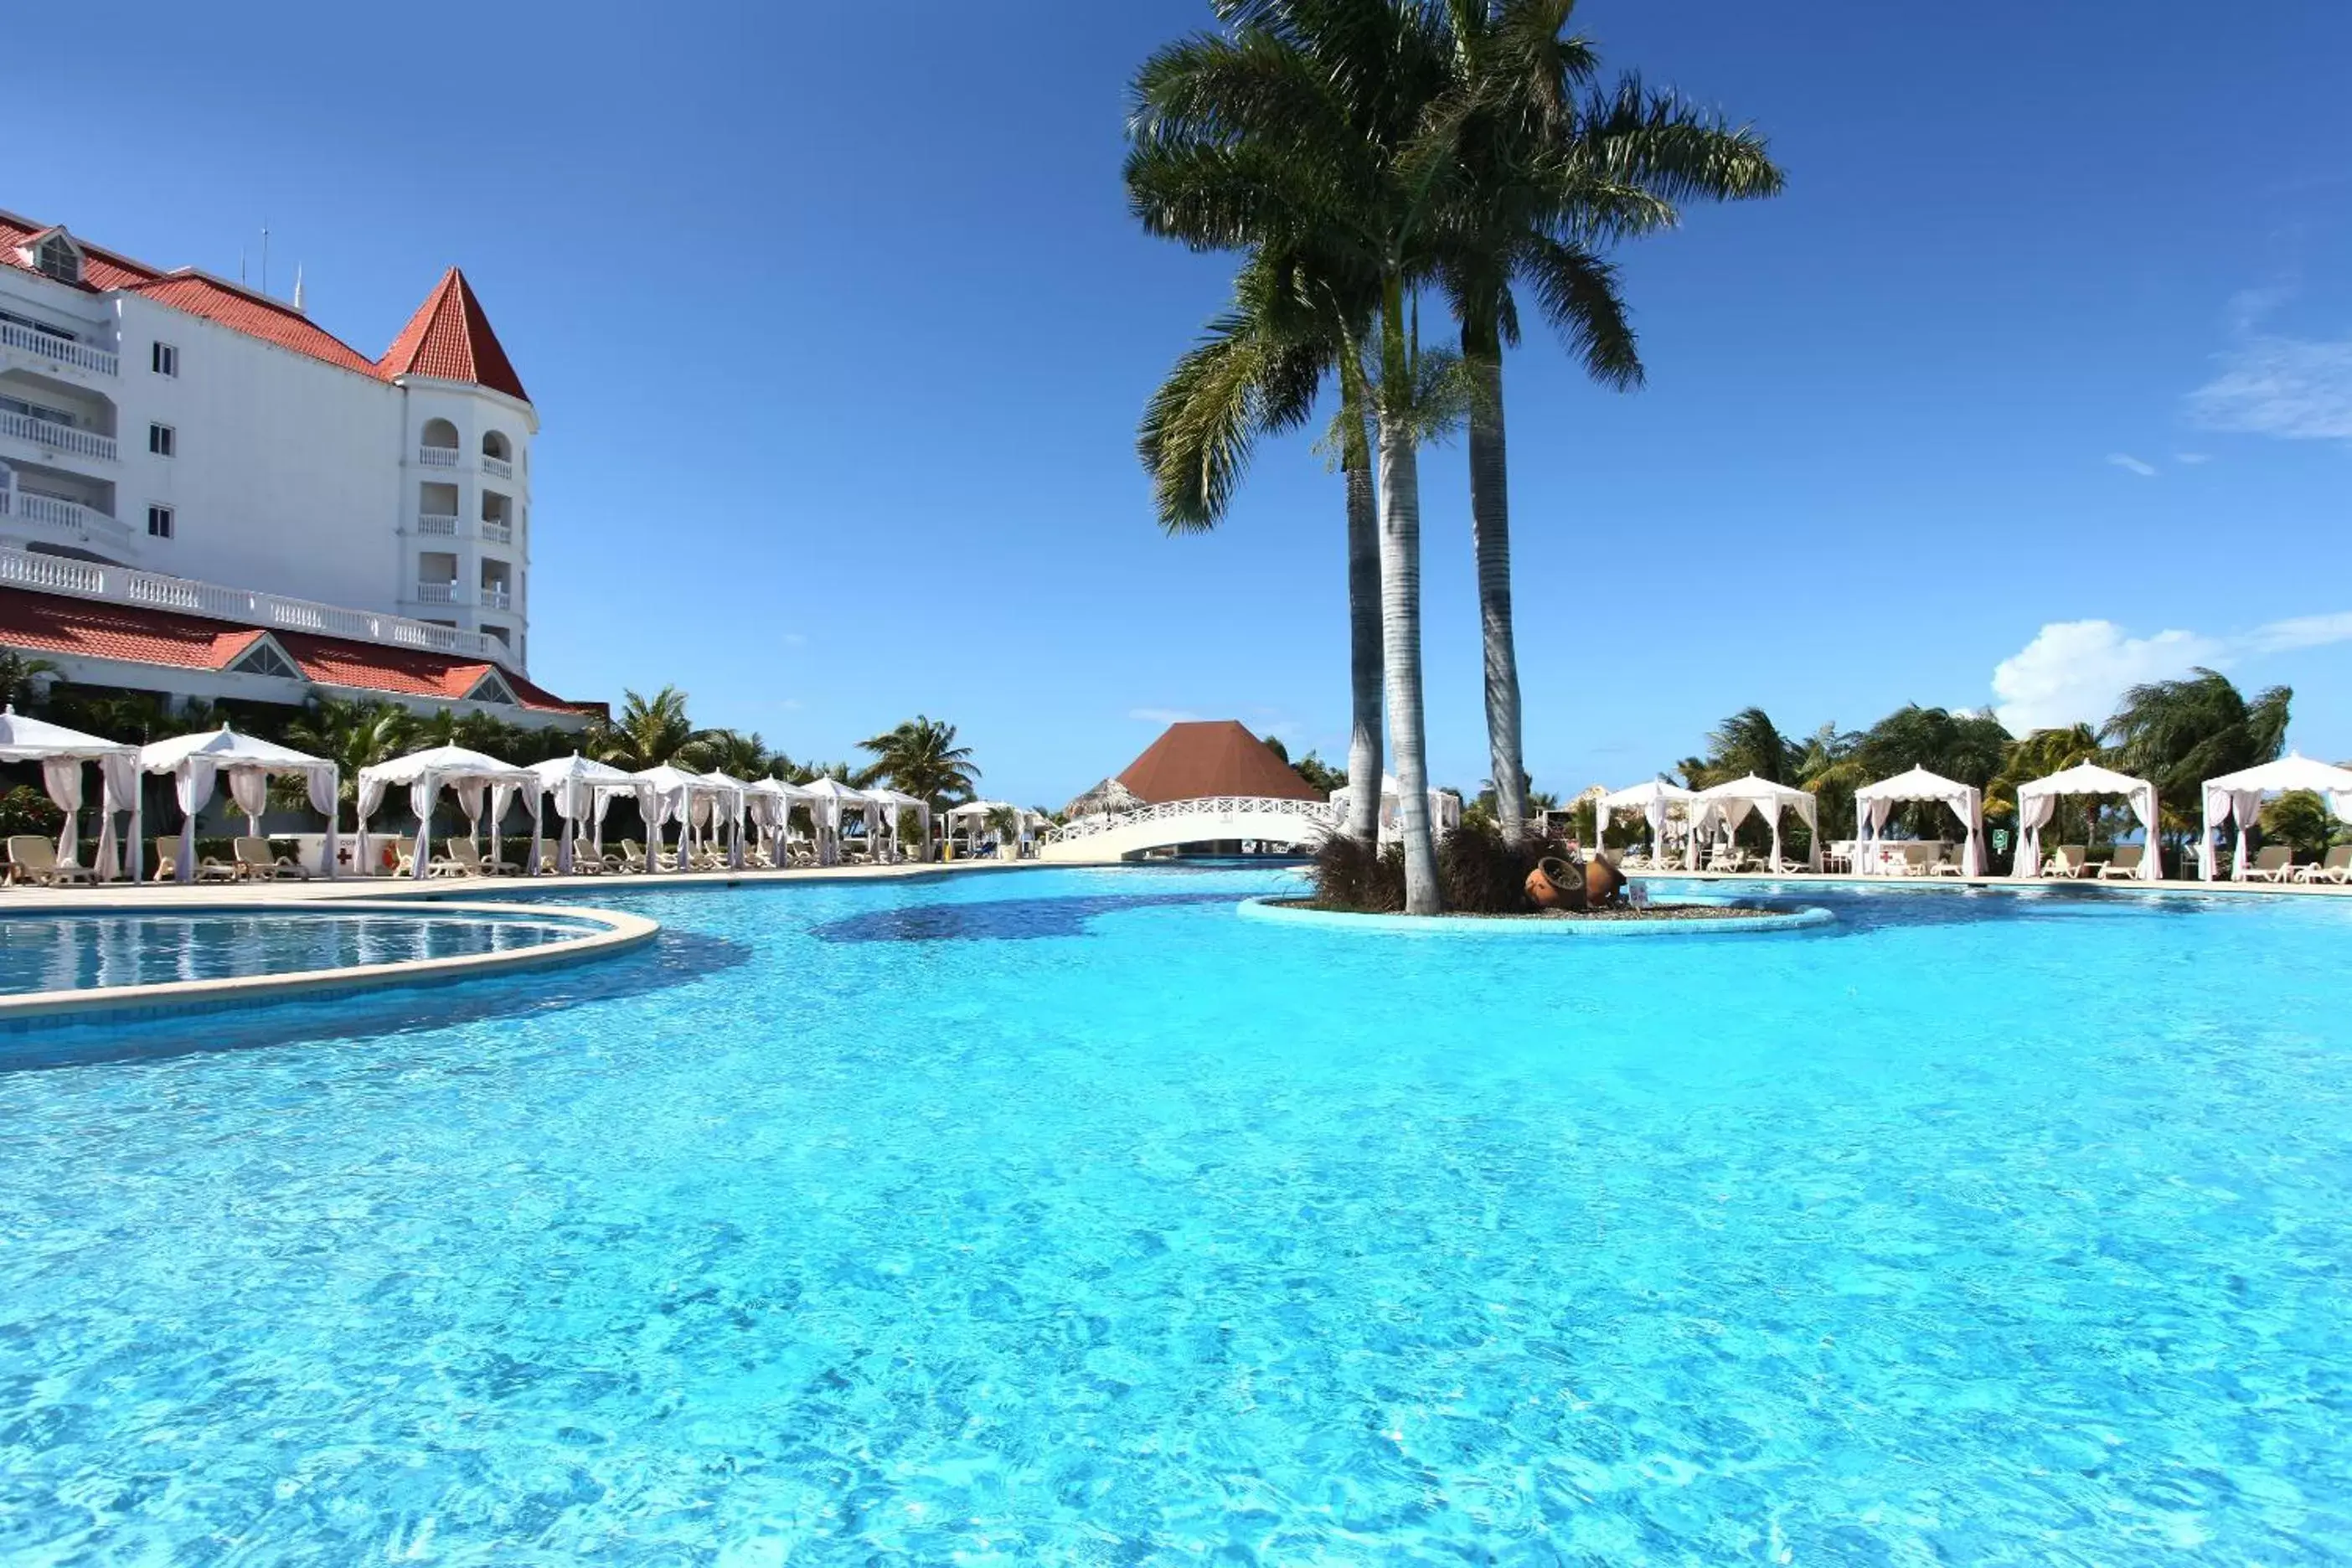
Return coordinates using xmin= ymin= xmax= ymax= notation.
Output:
xmin=481 ymin=454 xmax=513 ymax=480
xmin=0 ymin=409 xmax=116 ymax=463
xmin=0 ymin=319 xmax=118 ymax=378
xmin=0 ymin=490 xmax=137 ymax=556
xmin=418 ymin=443 xmax=462 ymax=468
xmin=412 ymin=581 xmax=460 ymax=606
xmin=479 ymin=585 xmax=514 ymax=611
xmin=411 ymin=513 xmax=516 ymax=547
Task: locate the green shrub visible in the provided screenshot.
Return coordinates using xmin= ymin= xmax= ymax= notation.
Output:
xmin=0 ymin=787 xmax=64 ymax=839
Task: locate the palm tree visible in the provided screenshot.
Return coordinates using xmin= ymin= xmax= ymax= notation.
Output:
xmin=1130 ymin=0 xmax=1457 ymax=911
xmin=1137 ymin=254 xmax=1386 ymax=843
xmin=858 ymin=715 xmax=980 ymax=805
xmin=2104 ymin=668 xmax=2290 ymax=825
xmin=1431 ymin=0 xmax=1781 ymax=843
xmin=591 ymin=686 xmax=709 ymax=771
xmin=0 ymin=650 xmax=57 ymax=711
xmin=699 ymin=729 xmax=776 ymax=780
xmin=1681 ymin=705 xmax=1797 ymax=787
xmin=286 ymin=699 xmax=415 ymax=824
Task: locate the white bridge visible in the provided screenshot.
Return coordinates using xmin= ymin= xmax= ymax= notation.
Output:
xmin=1039 ymin=796 xmax=1337 ymax=862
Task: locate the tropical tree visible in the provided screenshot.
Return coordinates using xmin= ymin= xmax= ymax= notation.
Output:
xmin=286 ymin=699 xmax=415 ymax=823
xmin=0 ymin=650 xmax=57 ymax=712
xmin=1679 ymin=705 xmax=1798 ymax=787
xmin=1431 ymin=0 xmax=1781 ymax=842
xmin=1135 ymin=251 xmax=1385 ymax=843
xmin=2103 ymin=668 xmax=2290 ymax=821
xmin=699 ymin=728 xmax=777 ymax=780
xmin=859 ymin=715 xmax=981 ymax=805
xmin=1130 ymin=0 xmax=1457 ymax=911
xmin=591 ymin=686 xmax=709 ymax=771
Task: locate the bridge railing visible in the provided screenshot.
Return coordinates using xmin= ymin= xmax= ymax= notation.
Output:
xmin=1045 ymin=795 xmax=1338 ymax=844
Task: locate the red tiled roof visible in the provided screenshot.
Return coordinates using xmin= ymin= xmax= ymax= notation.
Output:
xmin=129 ymin=274 xmax=382 ymax=377
xmin=1 ymin=209 xmax=529 ymax=401
xmin=1117 ymin=720 xmax=1323 ymax=803
xmin=0 ymin=587 xmax=593 ymax=716
xmin=377 ymin=268 xmax=529 ymax=403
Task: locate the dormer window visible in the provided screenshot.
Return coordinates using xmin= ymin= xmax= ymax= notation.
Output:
xmin=227 ymin=637 xmax=302 ymax=680
xmin=22 ymin=230 xmax=83 ymax=286
xmin=467 ymin=669 xmax=518 ymax=705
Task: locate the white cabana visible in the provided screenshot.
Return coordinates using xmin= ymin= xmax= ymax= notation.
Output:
xmin=745 ymin=778 xmax=815 ymax=865
xmin=0 ymin=707 xmax=139 ymax=881
xmin=2013 ymin=761 xmax=2161 ymax=882
xmin=863 ymin=786 xmax=931 ymax=861
xmin=1855 ymin=766 xmax=1988 ymax=878
xmin=632 ymin=764 xmax=728 ymax=873
xmin=801 ymin=777 xmax=871 ymax=866
xmin=698 ymin=771 xmax=751 ymax=869
xmin=2201 ymin=753 xmax=2352 ymax=881
xmin=1328 ymin=774 xmax=1464 ymax=846
xmin=138 ymin=725 xmax=339 ymax=883
xmin=944 ymin=798 xmax=1018 ymax=860
xmin=1688 ymin=775 xmax=1821 ymax=872
xmin=1596 ymin=780 xmax=1695 ymax=859
xmin=529 ymin=754 xmax=637 ymax=874
xmin=357 ymin=745 xmax=543 ymax=879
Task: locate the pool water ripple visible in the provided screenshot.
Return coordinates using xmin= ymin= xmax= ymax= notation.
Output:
xmin=2 ymin=866 xmax=2349 ymax=1562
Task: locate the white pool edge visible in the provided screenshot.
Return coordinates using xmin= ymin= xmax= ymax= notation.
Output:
xmin=1237 ymin=896 xmax=1836 ymax=937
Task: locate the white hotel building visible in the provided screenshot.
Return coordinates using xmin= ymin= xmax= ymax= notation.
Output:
xmin=0 ymin=209 xmax=591 ymax=724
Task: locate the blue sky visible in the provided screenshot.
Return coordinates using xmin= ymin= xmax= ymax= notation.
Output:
xmin=16 ymin=3 xmax=2350 ymax=805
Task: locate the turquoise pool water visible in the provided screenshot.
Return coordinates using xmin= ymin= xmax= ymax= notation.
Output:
xmin=3 ymin=866 xmax=2349 ymax=1562
xmin=0 ymin=909 xmax=601 ymax=995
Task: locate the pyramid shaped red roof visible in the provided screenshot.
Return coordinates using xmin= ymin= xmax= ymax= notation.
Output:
xmin=1116 ymin=720 xmax=1322 ymax=803
xmin=377 ymin=267 xmax=529 ymax=404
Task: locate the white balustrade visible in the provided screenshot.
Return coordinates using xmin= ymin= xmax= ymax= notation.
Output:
xmin=0 ymin=319 xmax=117 ymax=376
xmin=416 ymin=513 xmax=459 ymax=536
xmin=417 ymin=445 xmax=462 ymax=467
xmin=479 ymin=586 xmax=514 ymax=611
xmin=1044 ymin=796 xmax=1339 ymax=843
xmin=480 ymin=518 xmax=513 ymax=545
xmin=7 ymin=493 xmax=131 ymax=540
xmin=0 ymin=544 xmax=519 ymax=668
xmin=481 ymin=455 xmax=513 ymax=480
xmin=414 ymin=581 xmax=459 ymax=605
xmin=0 ymin=409 xmax=117 ymax=462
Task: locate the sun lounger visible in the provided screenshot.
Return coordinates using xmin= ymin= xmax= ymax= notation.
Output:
xmin=234 ymin=837 xmax=309 ymax=881
xmin=2245 ymin=846 xmax=2296 ymax=883
xmin=2095 ymin=845 xmax=2145 ymax=881
xmin=1928 ymin=846 xmax=1965 ymax=876
xmin=616 ymin=839 xmax=650 ymax=873
xmin=444 ymin=838 xmax=518 ymax=877
xmin=2294 ymin=844 xmax=2352 ymax=885
xmin=6 ymin=835 xmax=95 ymax=886
xmin=2044 ymin=844 xmax=2090 ymax=879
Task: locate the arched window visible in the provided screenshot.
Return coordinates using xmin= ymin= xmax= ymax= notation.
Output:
xmin=420 ymin=418 xmax=459 ymax=449
xmin=481 ymin=431 xmax=511 ymax=461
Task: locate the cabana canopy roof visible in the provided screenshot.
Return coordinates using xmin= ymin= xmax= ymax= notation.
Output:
xmin=528 ymin=753 xmax=636 ymax=790
xmin=2205 ymin=753 xmax=2352 ymax=796
xmin=2016 ymin=761 xmax=2152 ymax=803
xmin=138 ymin=724 xmax=328 ymax=775
xmin=800 ymin=776 xmax=869 ymax=800
xmin=1599 ymin=779 xmax=1695 ymax=811
xmin=361 ymin=745 xmax=537 ymax=787
xmin=1855 ymin=765 xmax=1975 ymax=803
xmin=0 ymin=705 xmax=134 ymax=761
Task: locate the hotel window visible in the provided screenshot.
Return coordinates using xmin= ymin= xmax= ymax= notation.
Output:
xmin=146 ymin=505 xmax=174 ymax=539
xmin=152 ymin=343 xmax=178 ymax=377
xmin=148 ymin=423 xmax=175 ymax=457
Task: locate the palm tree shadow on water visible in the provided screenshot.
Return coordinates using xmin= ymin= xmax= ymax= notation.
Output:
xmin=1650 ymin=879 xmax=2234 ymax=938
xmin=0 ymin=931 xmax=754 ymax=1074
xmin=812 ymin=891 xmax=1245 ymax=945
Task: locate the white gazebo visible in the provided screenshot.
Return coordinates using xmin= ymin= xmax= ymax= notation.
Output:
xmin=698 ymin=771 xmax=751 ymax=869
xmin=862 ymin=786 xmax=932 ymax=861
xmin=631 ymin=764 xmax=728 ymax=873
xmin=1328 ymin=774 xmax=1464 ymax=846
xmin=944 ymin=798 xmax=1017 ymax=860
xmin=138 ymin=725 xmax=340 ymax=882
xmin=529 ymin=754 xmax=638 ymax=874
xmin=801 ymin=777 xmax=872 ymax=866
xmin=745 ymin=778 xmax=815 ymax=866
xmin=1854 ymin=766 xmax=1987 ymax=878
xmin=1688 ymin=775 xmax=1821 ymax=872
xmin=2013 ymin=761 xmax=2161 ymax=882
xmin=0 ymin=707 xmax=139 ymax=881
xmin=2201 ymin=753 xmax=2352 ymax=881
xmin=357 ymin=745 xmax=543 ymax=879
xmin=1596 ymin=780 xmax=1695 ymax=860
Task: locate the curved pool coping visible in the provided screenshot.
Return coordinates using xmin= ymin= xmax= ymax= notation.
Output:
xmin=0 ymin=900 xmax=659 ymax=1029
xmin=1237 ymin=895 xmax=1835 ymax=937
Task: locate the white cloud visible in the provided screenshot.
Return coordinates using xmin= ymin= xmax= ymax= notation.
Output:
xmin=781 ymin=632 xmax=808 ymax=647
xmin=1128 ymin=706 xmax=1201 ymax=725
xmin=2185 ymin=333 xmax=2352 ymax=441
xmin=1991 ymin=612 xmax=2352 ymax=732
xmin=2172 ymin=451 xmax=2211 ymax=465
xmin=2105 ymin=452 xmax=2158 ymax=477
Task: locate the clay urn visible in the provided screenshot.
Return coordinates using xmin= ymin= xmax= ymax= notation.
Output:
xmin=1583 ymin=854 xmax=1627 ymax=909
xmin=1526 ymin=857 xmax=1586 ymax=910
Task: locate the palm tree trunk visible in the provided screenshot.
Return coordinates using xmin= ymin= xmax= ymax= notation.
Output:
xmin=1377 ymin=281 xmax=1441 ymax=915
xmin=1464 ymin=323 xmax=1528 ymax=845
xmin=1341 ymin=382 xmax=1383 ymax=844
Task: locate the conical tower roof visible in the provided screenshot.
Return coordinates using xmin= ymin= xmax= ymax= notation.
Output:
xmin=378 ymin=267 xmax=528 ymax=402
xmin=1116 ymin=720 xmax=1321 ymax=803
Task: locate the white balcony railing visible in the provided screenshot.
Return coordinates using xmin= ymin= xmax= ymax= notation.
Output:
xmin=481 ymin=518 xmax=513 ymax=546
xmin=0 ymin=545 xmax=523 ymax=671
xmin=481 ymin=455 xmax=513 ymax=480
xmin=0 ymin=319 xmax=117 ymax=376
xmin=0 ymin=491 xmax=135 ymax=544
xmin=479 ymin=586 xmax=514 ymax=611
xmin=413 ymin=581 xmax=458 ymax=605
xmin=0 ymin=410 xmax=116 ymax=462
xmin=415 ymin=513 xmax=459 ymax=536
xmin=418 ymin=445 xmax=462 ymax=467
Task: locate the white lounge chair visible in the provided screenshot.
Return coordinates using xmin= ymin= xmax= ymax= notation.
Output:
xmin=441 ymin=838 xmax=518 ymax=878
xmin=234 ymin=837 xmax=309 ymax=881
xmin=6 ymin=835 xmax=95 ymax=886
xmin=2095 ymin=845 xmax=2144 ymax=882
xmin=2294 ymin=845 xmax=2351 ymax=885
xmin=2245 ymin=846 xmax=2296 ymax=883
xmin=2044 ymin=844 xmax=2090 ymax=879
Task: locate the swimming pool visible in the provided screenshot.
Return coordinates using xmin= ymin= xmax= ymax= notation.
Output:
xmin=3 ymin=865 xmax=2348 ymax=1560
xmin=0 ymin=908 xmax=607 ymax=996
